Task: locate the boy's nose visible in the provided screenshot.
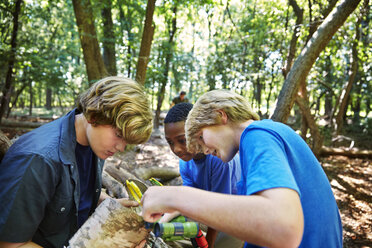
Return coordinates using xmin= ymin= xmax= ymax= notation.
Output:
xmin=174 ymin=143 xmax=183 ymax=154
xmin=203 ymin=146 xmax=211 ymax=155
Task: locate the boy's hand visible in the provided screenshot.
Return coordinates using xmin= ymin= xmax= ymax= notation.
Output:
xmin=141 ymin=186 xmax=178 ymax=222
xmin=159 ymin=211 xmax=181 ymax=223
xmin=116 ymin=198 xmax=140 ymax=208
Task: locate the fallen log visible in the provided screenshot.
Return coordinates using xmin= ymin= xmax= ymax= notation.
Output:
xmin=104 ymin=163 xmax=141 ymax=185
xmin=320 ymin=146 xmax=372 ymax=159
xmin=134 ymin=167 xmax=180 ymax=181
xmin=102 ymin=170 xmax=128 ymax=198
xmin=69 ymin=198 xmax=148 ymax=248
xmin=0 ymin=119 xmax=44 ymax=129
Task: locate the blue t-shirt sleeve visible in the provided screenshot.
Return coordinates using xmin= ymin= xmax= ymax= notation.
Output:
xmin=239 ymin=128 xmax=300 ymax=196
xmin=0 ymin=153 xmax=57 ymax=241
xmin=179 ymin=160 xmax=194 ymax=187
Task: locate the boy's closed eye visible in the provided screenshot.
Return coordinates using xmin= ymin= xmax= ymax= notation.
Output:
xmin=178 ymin=138 xmax=186 ymax=145
xmin=115 ymin=130 xmax=123 ymax=139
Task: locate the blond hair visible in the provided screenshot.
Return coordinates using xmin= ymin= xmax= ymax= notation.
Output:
xmin=78 ymin=76 xmax=153 ymax=144
xmin=185 ymin=89 xmax=259 ymax=153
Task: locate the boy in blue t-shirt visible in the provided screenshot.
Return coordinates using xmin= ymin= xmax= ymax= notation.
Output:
xmin=162 ymin=102 xmax=243 ymax=248
xmin=142 ymin=90 xmax=342 ymax=248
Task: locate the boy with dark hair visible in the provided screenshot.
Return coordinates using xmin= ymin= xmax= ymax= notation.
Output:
xmin=0 ymin=76 xmax=153 ymax=248
xmin=141 ymin=90 xmax=342 ymax=248
xmin=162 ymin=102 xmax=242 ymax=248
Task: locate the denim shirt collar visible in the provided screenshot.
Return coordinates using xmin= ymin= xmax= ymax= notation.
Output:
xmin=59 ymin=108 xmax=78 ymax=165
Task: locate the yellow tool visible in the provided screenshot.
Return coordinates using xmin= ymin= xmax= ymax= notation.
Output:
xmin=126 ymin=179 xmax=143 ymax=203
xmin=149 ymin=177 xmax=163 ymax=186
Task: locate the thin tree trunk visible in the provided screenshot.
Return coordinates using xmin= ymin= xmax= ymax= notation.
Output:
xmin=118 ymin=2 xmax=134 ymax=78
xmin=135 ymin=0 xmax=156 ymax=86
xmin=72 ymin=0 xmax=108 ymax=82
xmin=271 ymin=0 xmax=361 ymax=123
xmin=46 ymin=88 xmax=52 ymax=110
xmin=0 ymin=0 xmax=22 ymax=124
xmin=29 ymin=79 xmax=33 ymax=116
xmin=154 ymin=5 xmax=177 ymax=129
xmin=6 ymin=82 xmax=27 ymax=118
xmin=335 ymin=8 xmax=362 ymax=134
xmin=282 ymin=0 xmax=303 ymax=79
xmin=295 ymin=86 xmax=324 ymax=157
xmin=102 ymin=0 xmax=117 ymax=76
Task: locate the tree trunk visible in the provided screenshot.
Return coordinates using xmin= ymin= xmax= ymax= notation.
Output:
xmin=282 ymin=0 xmax=303 ymax=79
xmin=271 ymin=0 xmax=361 ymax=123
xmin=118 ymin=2 xmax=134 ymax=78
xmin=135 ymin=0 xmax=156 ymax=86
xmin=154 ymin=5 xmax=177 ymax=129
xmin=335 ymin=7 xmax=362 ymax=134
xmin=295 ymin=89 xmax=324 ymax=157
xmin=46 ymin=88 xmax=52 ymax=110
xmin=29 ymin=79 xmax=33 ymax=116
xmin=0 ymin=0 xmax=22 ymax=124
xmin=72 ymin=0 xmax=108 ymax=82
xmin=7 ymin=82 xmax=27 ymax=118
xmin=102 ymin=0 xmax=117 ymax=76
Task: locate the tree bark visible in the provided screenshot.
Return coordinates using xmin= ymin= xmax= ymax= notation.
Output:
xmin=271 ymin=0 xmax=361 ymax=123
xmin=0 ymin=0 xmax=22 ymax=124
xmin=135 ymin=0 xmax=156 ymax=86
xmin=69 ymin=198 xmax=148 ymax=248
xmin=72 ymin=0 xmax=108 ymax=82
xmin=102 ymin=0 xmax=117 ymax=76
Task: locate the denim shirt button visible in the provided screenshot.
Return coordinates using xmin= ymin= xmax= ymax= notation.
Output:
xmin=61 ymin=207 xmax=65 ymax=212
xmin=96 ymin=189 xmax=99 ymax=193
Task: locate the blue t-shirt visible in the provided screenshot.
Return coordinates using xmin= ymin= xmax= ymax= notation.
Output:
xmin=238 ymin=120 xmax=342 ymax=248
xmin=179 ymin=154 xmax=241 ymax=194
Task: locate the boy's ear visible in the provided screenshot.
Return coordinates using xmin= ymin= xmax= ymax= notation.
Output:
xmin=87 ymin=118 xmax=97 ymax=126
xmin=217 ymin=109 xmax=228 ymax=124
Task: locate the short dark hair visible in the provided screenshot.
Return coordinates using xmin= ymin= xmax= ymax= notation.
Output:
xmin=164 ymin=102 xmax=193 ymax=123
xmin=180 ymin=91 xmax=186 ymax=95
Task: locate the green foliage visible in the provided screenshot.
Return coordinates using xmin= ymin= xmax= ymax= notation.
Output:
xmin=0 ymin=0 xmax=370 ymax=140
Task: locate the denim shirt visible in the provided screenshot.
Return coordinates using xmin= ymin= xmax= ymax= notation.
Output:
xmin=0 ymin=109 xmax=104 ymax=248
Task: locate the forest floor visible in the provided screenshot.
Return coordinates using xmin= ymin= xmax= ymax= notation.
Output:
xmin=1 ymin=119 xmax=371 ymax=248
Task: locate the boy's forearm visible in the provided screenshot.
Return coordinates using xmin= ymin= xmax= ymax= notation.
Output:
xmin=149 ymin=186 xmax=303 ymax=248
